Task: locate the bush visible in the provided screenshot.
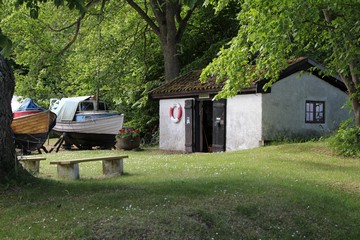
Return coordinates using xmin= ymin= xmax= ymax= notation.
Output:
xmin=329 ymin=122 xmax=360 ymax=157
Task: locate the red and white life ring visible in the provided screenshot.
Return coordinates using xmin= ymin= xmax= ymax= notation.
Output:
xmin=169 ymin=103 xmax=182 ymax=123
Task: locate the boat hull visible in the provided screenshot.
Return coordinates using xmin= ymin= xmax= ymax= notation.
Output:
xmin=11 ymin=111 xmax=56 ymax=134
xmin=52 ymin=114 xmax=124 ymax=149
xmin=53 ymin=114 xmax=123 ymax=134
xmin=11 ymin=111 xmax=57 ymax=151
xmin=13 ymin=110 xmax=43 ymax=118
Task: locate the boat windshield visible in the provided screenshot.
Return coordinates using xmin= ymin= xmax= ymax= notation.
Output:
xmin=98 ymin=102 xmax=107 ymax=110
xmin=78 ymin=101 xmax=107 ymax=111
xmin=79 ymin=102 xmax=94 ymax=111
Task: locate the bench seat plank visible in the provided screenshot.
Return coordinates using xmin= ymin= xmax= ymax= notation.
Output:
xmin=19 ymin=156 xmax=47 ymax=161
xmin=50 ymin=156 xmax=128 ymax=165
xmin=50 ymin=155 xmax=128 ymax=180
xmin=18 ymin=156 xmax=47 ymax=174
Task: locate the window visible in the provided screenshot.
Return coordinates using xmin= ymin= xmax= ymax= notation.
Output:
xmin=305 ymin=101 xmax=325 ymax=123
xmin=79 ymin=101 xmax=94 ymax=111
xmin=98 ymin=102 xmax=107 ymax=110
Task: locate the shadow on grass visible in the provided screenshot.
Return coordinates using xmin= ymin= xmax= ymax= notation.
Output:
xmin=1 ymin=171 xmax=359 ymax=239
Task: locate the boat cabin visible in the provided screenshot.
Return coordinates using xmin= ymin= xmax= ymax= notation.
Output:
xmin=78 ymin=100 xmax=108 ymax=112
xmin=50 ymin=96 xmax=118 ymax=122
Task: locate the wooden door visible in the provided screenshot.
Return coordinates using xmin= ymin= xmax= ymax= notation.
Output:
xmin=212 ymin=99 xmax=226 ymax=152
xmin=184 ymin=99 xmax=194 ymax=153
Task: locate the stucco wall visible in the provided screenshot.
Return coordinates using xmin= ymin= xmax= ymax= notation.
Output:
xmin=262 ymin=72 xmax=349 ymax=140
xmin=159 ymin=98 xmax=189 ymax=151
xmin=226 ymin=94 xmax=263 ymax=151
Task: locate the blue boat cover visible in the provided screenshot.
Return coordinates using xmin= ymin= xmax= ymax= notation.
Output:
xmin=16 ymin=98 xmax=46 ymax=111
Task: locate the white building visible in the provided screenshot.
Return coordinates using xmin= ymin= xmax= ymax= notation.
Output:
xmin=150 ymin=58 xmax=350 ymax=153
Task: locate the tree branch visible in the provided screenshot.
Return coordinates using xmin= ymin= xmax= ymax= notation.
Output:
xmin=349 ymin=59 xmax=359 ymax=87
xmin=56 ymin=13 xmax=84 ymax=57
xmin=48 ymin=22 xmax=78 ymax=32
xmin=126 ymin=0 xmax=160 ymax=36
xmin=55 ymin=0 xmax=102 ymax=57
xmin=176 ymin=7 xmax=195 ymax=42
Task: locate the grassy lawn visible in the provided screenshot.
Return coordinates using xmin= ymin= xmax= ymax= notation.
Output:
xmin=1 ymin=141 xmax=359 ymax=239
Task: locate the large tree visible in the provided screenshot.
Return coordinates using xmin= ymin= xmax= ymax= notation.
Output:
xmin=0 ymin=0 xmax=86 ymax=183
xmin=0 ymin=54 xmax=17 ymax=183
xmin=202 ymin=0 xmax=360 ymax=125
xmin=1 ymin=12 xmax=18 ymax=181
xmin=17 ymin=0 xmax=200 ymax=81
xmin=125 ymin=0 xmax=200 ymax=81
xmin=0 ymin=0 xmax=238 ymax=181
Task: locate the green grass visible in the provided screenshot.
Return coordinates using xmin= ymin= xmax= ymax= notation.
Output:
xmin=1 ymin=141 xmax=360 ymax=239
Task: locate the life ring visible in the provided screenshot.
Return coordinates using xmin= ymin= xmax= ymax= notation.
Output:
xmin=169 ymin=103 xmax=182 ymax=123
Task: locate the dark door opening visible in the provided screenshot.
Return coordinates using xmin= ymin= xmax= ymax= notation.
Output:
xmin=212 ymin=99 xmax=226 ymax=152
xmin=185 ymin=99 xmax=226 ymax=153
xmin=195 ymin=100 xmax=213 ymax=152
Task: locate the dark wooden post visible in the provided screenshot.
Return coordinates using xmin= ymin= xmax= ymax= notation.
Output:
xmin=212 ymin=99 xmax=226 ymax=152
xmin=184 ymin=99 xmax=194 ymax=153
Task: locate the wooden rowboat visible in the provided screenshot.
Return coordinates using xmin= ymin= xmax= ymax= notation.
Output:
xmin=11 ymin=110 xmax=56 ymax=134
xmin=11 ymin=110 xmax=57 ymax=152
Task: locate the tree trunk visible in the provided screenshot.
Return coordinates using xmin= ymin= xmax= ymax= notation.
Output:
xmin=339 ymin=72 xmax=360 ymax=126
xmin=339 ymin=61 xmax=360 ymax=126
xmin=323 ymin=10 xmax=360 ymax=126
xmin=349 ymin=60 xmax=360 ymax=126
xmin=352 ymin=99 xmax=360 ymax=126
xmin=126 ymin=0 xmax=195 ymax=82
xmin=162 ymin=40 xmax=180 ymax=81
xmin=160 ymin=2 xmax=180 ymax=81
xmin=0 ymin=55 xmax=17 ymax=183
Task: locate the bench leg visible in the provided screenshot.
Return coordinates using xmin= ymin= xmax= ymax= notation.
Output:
xmin=21 ymin=160 xmax=40 ymax=174
xmin=57 ymin=163 xmax=80 ymax=180
xmin=102 ymin=159 xmax=123 ymax=177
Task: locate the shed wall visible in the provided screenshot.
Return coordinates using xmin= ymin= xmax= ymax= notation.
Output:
xmin=262 ymin=72 xmax=349 ymax=140
xmin=159 ymin=98 xmax=189 ymax=151
xmin=226 ymin=94 xmax=263 ymax=151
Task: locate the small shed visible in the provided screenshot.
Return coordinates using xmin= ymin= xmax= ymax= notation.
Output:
xmin=150 ymin=58 xmax=351 ymax=153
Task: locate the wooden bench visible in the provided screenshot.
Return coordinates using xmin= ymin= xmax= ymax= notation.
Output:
xmin=50 ymin=155 xmax=128 ymax=180
xmin=18 ymin=156 xmax=47 ymax=174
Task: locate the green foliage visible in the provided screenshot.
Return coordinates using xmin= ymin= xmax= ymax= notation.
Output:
xmin=204 ymin=0 xmax=232 ymax=13
xmin=16 ymin=0 xmax=86 ymax=19
xmin=181 ymin=0 xmax=200 ymax=9
xmin=202 ymin=0 xmax=360 ymax=101
xmin=329 ymin=120 xmax=360 ymax=157
xmin=180 ymin=3 xmax=240 ymax=73
xmin=2 ymin=1 xmax=163 ymax=139
xmin=0 ymin=29 xmax=12 ymax=58
xmin=2 ymin=0 xmax=240 ymax=142
xmin=0 ymin=3 xmax=13 ymax=58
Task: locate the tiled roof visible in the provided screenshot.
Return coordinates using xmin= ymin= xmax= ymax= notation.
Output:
xmin=150 ymin=70 xmax=225 ymax=99
xmin=150 ymin=58 xmax=347 ymax=99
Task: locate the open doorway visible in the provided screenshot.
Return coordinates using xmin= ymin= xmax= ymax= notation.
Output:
xmin=185 ymin=99 xmax=226 ymax=153
xmin=196 ymin=100 xmax=213 ymax=152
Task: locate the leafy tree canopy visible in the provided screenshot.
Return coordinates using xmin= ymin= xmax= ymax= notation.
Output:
xmin=1 ymin=0 xmax=239 ymax=139
xmin=202 ymin=0 xmax=360 ymax=124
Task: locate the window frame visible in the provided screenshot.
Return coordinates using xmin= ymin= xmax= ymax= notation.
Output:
xmin=305 ymin=100 xmax=325 ymax=124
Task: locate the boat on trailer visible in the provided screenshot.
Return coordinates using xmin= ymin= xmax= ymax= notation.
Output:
xmin=50 ymin=96 xmax=124 ymax=149
xmin=11 ymin=98 xmax=57 ymax=153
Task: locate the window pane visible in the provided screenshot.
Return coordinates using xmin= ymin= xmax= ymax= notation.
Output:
xmin=80 ymin=102 xmax=94 ymax=111
xmin=305 ymin=101 xmax=324 ymax=123
xmin=98 ymin=102 xmax=106 ymax=110
xmin=307 ymin=112 xmax=313 ymax=121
